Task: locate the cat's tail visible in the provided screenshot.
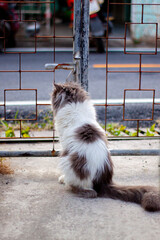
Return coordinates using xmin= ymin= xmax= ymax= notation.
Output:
xmin=101 ymin=184 xmax=160 ymax=212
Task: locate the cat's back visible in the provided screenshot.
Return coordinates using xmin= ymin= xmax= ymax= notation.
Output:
xmin=56 ymin=99 xmax=96 ymax=128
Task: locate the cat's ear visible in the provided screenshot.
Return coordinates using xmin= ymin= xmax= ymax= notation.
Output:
xmin=54 ymin=83 xmax=62 ymax=92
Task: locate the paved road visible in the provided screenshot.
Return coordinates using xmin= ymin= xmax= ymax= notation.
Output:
xmin=0 ymin=51 xmax=159 ymax=127
xmin=0 ymin=51 xmax=160 ymax=100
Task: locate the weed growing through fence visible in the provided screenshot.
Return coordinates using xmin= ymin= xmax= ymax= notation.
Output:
xmin=101 ymin=123 xmax=159 ymax=137
xmin=104 ymin=123 xmax=139 ymax=136
xmin=21 ymin=126 xmax=30 ymax=138
xmin=0 ymin=120 xmax=31 ymax=138
xmin=145 ymin=124 xmax=155 ymax=137
xmin=0 ymin=120 xmax=15 ymax=137
xmin=0 ymin=113 xmax=159 ymax=138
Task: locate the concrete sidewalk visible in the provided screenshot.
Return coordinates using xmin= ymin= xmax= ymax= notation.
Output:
xmin=0 ymin=139 xmax=160 ymax=240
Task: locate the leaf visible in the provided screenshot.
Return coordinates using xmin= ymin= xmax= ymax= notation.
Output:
xmin=113 ymin=130 xmax=121 ymax=136
xmin=130 ymin=132 xmax=138 ymax=137
xmin=150 ymin=124 xmax=155 ymax=132
xmin=21 ymin=126 xmax=30 ymax=137
xmin=22 ymin=133 xmax=30 ymax=138
xmin=124 ymin=130 xmax=130 ymax=135
xmin=119 ymin=125 xmax=126 ymax=131
xmin=14 ymin=110 xmax=19 ymax=120
xmin=21 ymin=127 xmax=30 ymax=135
xmin=1 ymin=120 xmax=9 ymax=129
xmin=106 ymin=123 xmax=116 ymax=133
xmin=145 ymin=129 xmax=154 ymax=137
xmin=5 ymin=129 xmax=15 ymax=138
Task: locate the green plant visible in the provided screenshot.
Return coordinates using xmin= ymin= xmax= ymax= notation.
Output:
xmin=144 ymin=124 xmax=156 ymax=137
xmin=104 ymin=123 xmax=157 ymax=137
xmin=145 ymin=129 xmax=154 ymax=137
xmin=5 ymin=128 xmax=15 ymax=137
xmin=21 ymin=127 xmax=30 ymax=138
xmin=106 ymin=123 xmax=121 ymax=136
xmin=0 ymin=120 xmax=15 ymax=137
xmin=14 ymin=110 xmax=19 ymax=124
xmin=129 ymin=131 xmax=138 ymax=137
xmin=150 ymin=124 xmax=155 ymax=132
xmin=0 ymin=116 xmax=158 ymax=138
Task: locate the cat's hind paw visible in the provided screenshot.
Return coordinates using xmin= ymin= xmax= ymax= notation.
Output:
xmin=71 ymin=186 xmax=97 ymax=198
xmin=58 ymin=175 xmax=65 ymax=185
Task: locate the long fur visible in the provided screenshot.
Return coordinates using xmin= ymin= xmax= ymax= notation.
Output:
xmin=52 ymin=82 xmax=160 ymax=212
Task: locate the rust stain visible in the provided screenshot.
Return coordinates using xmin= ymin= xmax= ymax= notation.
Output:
xmin=51 ymin=149 xmax=56 ymax=156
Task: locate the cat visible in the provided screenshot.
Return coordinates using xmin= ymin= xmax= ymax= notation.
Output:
xmin=52 ymin=81 xmax=160 ymax=212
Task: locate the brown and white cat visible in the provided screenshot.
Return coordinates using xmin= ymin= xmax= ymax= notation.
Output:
xmin=52 ymin=81 xmax=160 ymax=212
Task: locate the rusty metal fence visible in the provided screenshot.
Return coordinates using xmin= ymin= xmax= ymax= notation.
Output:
xmin=0 ymin=0 xmax=160 ymax=143
xmin=103 ymin=1 xmax=160 ymax=138
xmin=0 ymin=0 xmax=65 ymax=142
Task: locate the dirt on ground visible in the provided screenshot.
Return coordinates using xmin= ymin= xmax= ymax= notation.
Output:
xmin=0 ymin=139 xmax=160 ymax=240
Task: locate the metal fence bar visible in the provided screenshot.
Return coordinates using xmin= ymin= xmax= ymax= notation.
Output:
xmin=80 ymin=0 xmax=89 ymax=91
xmin=0 ymin=149 xmax=160 ymax=157
xmin=73 ymin=0 xmax=82 ymax=83
xmin=73 ymin=0 xmax=81 ymax=55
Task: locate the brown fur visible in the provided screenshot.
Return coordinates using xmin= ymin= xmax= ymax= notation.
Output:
xmin=71 ymin=185 xmax=97 ymax=198
xmin=93 ymin=154 xmax=160 ymax=212
xmin=93 ymin=171 xmax=160 ymax=212
xmin=93 ymin=153 xmax=113 ymax=190
xmin=52 ymin=82 xmax=89 ymax=113
xmin=142 ymin=192 xmax=160 ymax=212
xmin=75 ymin=124 xmax=107 ymax=143
xmin=70 ymin=153 xmax=90 ymax=180
xmin=61 ymin=149 xmax=69 ymax=157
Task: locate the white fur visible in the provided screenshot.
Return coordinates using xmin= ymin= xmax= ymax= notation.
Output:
xmin=58 ymin=175 xmax=65 ymax=184
xmin=55 ymin=100 xmax=111 ymax=189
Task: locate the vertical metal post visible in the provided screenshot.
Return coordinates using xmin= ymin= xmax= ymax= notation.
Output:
xmin=81 ymin=0 xmax=90 ymax=91
xmin=73 ymin=0 xmax=81 ymax=83
xmin=73 ymin=0 xmax=81 ymax=54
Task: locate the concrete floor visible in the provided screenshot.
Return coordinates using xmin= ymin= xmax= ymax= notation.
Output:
xmin=0 ymin=140 xmax=160 ymax=240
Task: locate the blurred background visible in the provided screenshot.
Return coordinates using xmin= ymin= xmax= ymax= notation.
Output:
xmin=0 ymin=0 xmax=160 ymax=51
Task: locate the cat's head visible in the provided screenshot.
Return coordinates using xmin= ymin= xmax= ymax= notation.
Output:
xmin=52 ymin=82 xmax=89 ymax=114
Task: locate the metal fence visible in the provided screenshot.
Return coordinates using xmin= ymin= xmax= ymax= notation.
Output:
xmin=0 ymin=0 xmax=160 ymax=142
xmin=0 ymin=0 xmax=61 ymax=141
xmin=103 ymin=1 xmax=160 ymax=138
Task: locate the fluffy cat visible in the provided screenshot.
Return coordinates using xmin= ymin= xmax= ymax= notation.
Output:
xmin=52 ymin=82 xmax=160 ymax=212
